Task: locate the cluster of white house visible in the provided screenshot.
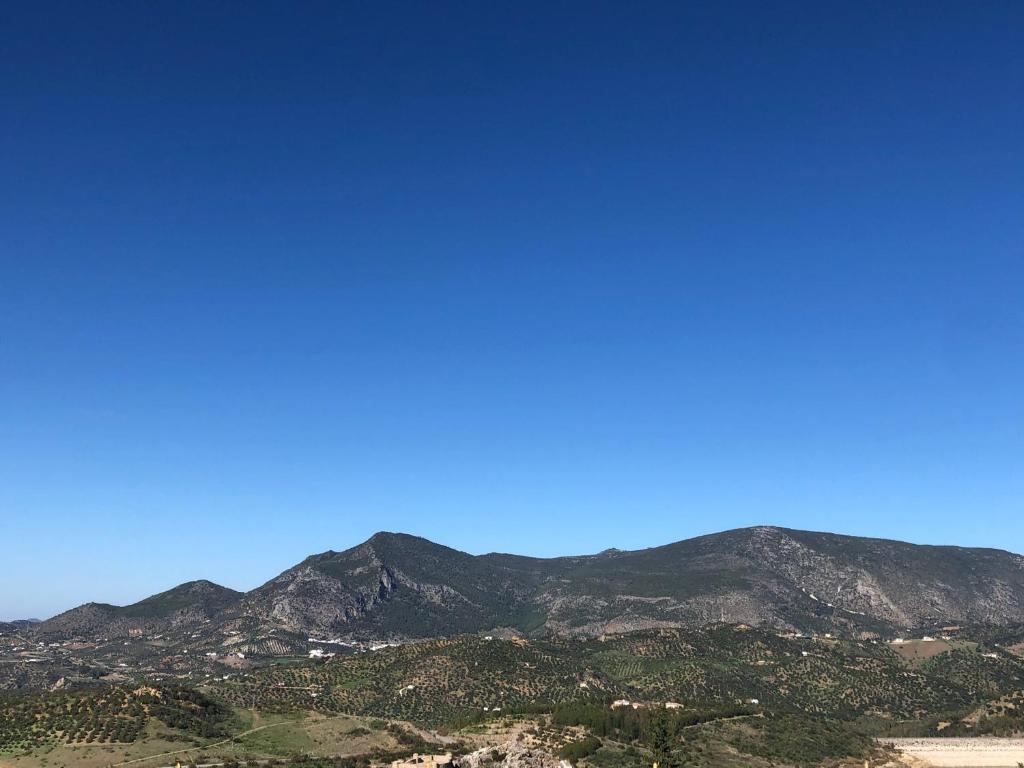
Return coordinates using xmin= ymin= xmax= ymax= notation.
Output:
xmin=610 ymin=698 xmax=758 ymax=709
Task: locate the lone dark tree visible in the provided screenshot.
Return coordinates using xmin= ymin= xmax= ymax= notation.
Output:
xmin=649 ymin=710 xmax=675 ymax=768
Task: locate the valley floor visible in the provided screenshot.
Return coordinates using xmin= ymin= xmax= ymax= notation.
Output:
xmin=889 ymin=737 xmax=1024 ymax=767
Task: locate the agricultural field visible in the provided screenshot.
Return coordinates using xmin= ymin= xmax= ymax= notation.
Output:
xmin=888 ymin=638 xmax=976 ymax=663
xmin=207 ymin=626 xmax=1024 ymax=727
xmin=0 ymin=685 xmax=238 ymax=768
xmin=3 ymin=626 xmax=1024 ymax=767
xmin=0 ymin=685 xmax=229 ymax=753
xmin=0 ymin=702 xmax=443 ymax=768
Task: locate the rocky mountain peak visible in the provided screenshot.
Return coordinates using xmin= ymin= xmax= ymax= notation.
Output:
xmin=32 ymin=527 xmax=1024 ymax=643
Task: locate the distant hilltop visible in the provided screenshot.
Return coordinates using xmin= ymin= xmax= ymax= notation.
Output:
xmin=31 ymin=526 xmax=1024 ymax=646
xmin=0 ymin=618 xmax=40 ymax=629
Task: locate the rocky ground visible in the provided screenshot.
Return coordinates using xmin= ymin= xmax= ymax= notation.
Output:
xmin=455 ymin=742 xmax=565 ymax=768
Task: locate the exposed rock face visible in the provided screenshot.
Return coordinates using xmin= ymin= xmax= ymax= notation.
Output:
xmin=33 ymin=527 xmax=1024 ymax=642
xmin=455 ymin=742 xmax=562 ymax=768
xmin=739 ymin=526 xmax=1024 ymax=626
xmin=243 ymin=561 xmax=393 ymax=633
xmin=240 ymin=533 xmax=544 ymax=637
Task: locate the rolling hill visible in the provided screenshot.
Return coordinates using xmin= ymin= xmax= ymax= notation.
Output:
xmin=36 ymin=580 xmax=243 ymax=637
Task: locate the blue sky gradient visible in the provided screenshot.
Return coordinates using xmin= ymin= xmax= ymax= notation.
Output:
xmin=2 ymin=1 xmax=1022 ymax=619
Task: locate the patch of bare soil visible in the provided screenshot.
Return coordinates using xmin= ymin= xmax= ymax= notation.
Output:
xmin=889 ymin=737 xmax=1024 ymax=767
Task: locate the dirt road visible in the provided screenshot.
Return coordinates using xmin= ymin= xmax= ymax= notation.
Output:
xmin=889 ymin=737 xmax=1024 ymax=767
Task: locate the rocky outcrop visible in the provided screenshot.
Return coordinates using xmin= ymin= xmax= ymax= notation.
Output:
xmin=455 ymin=742 xmax=562 ymax=768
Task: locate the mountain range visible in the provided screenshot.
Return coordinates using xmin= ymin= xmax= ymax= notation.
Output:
xmin=33 ymin=526 xmax=1024 ymax=643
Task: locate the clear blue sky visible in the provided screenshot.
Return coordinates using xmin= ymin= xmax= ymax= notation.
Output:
xmin=2 ymin=2 xmax=1022 ymax=620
